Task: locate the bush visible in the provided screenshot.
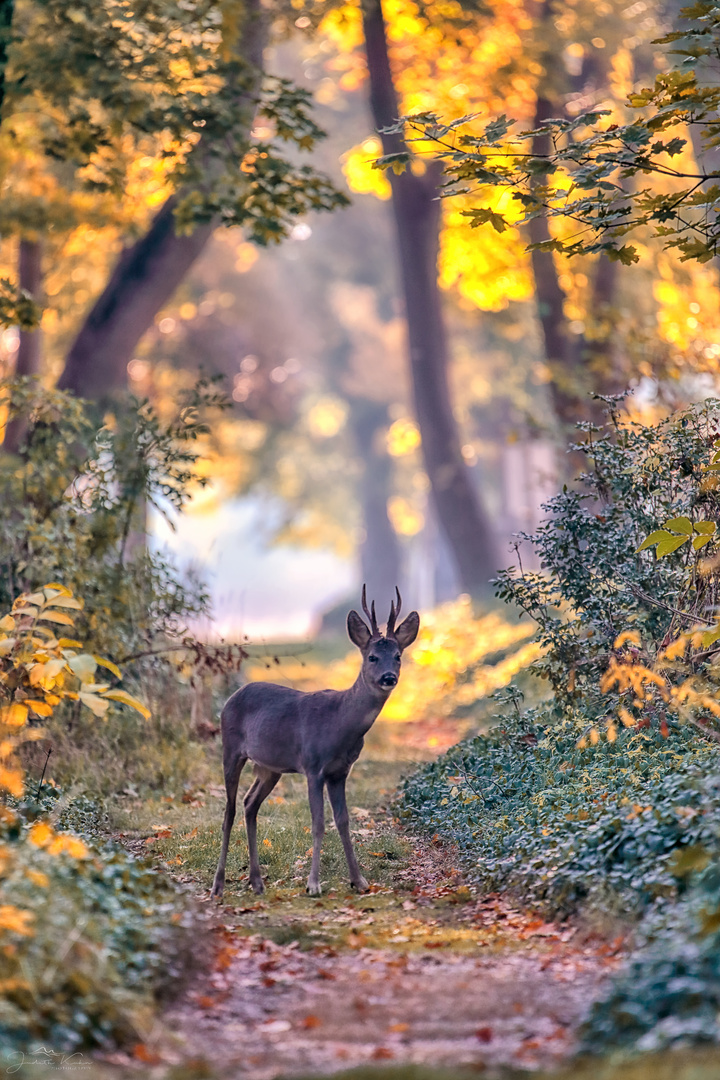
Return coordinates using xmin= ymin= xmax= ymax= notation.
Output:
xmin=0 ymin=585 xmax=199 ymax=1054
xmin=0 ymin=802 xmax=197 ymax=1053
xmin=584 ymin=860 xmax=720 ymax=1051
xmin=401 ymin=398 xmax=720 ymax=1053
xmin=494 ymin=398 xmax=720 ymax=729
xmin=400 ymin=707 xmax=720 ymax=915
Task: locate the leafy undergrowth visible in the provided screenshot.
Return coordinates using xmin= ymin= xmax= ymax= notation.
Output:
xmin=583 ymin=860 xmax=720 ymax=1052
xmin=401 ymin=711 xmax=720 ymax=1055
xmin=400 ymin=711 xmax=720 ymax=917
xmin=0 ymin=785 xmax=199 ymax=1058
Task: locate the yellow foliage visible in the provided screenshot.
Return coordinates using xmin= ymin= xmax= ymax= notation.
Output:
xmin=305 ymin=396 xmax=349 ymax=438
xmin=601 ymin=626 xmax=720 ymax=741
xmin=0 ymin=585 xmax=151 ymax=800
xmin=341 ymin=139 xmax=392 ymax=200
xmin=248 ymin=597 xmax=539 ymax=724
xmin=387 ymin=495 xmax=424 ymax=536
xmin=0 ymin=905 xmax=34 ymax=937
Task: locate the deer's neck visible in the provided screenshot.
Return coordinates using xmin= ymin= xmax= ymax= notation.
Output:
xmin=344 ymin=672 xmax=391 ymax=732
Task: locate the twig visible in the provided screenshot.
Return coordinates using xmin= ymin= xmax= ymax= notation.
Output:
xmin=624 ymin=581 xmax=715 ymax=626
xmin=35 ymin=747 xmax=52 ymax=801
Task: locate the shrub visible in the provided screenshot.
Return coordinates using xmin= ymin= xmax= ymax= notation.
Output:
xmin=0 ymin=585 xmax=197 ymax=1054
xmin=494 ymin=398 xmax=720 ymax=729
xmin=400 ymin=707 xmax=720 ymax=915
xmin=0 ymin=817 xmax=196 ymax=1053
xmin=584 ymin=860 xmax=720 ymax=1051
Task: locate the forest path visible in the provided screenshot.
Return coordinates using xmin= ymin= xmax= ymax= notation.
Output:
xmin=110 ymin=745 xmax=623 ymax=1078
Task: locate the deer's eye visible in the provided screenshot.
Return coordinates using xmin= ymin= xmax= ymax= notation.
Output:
xmin=394 ymin=654 xmax=401 ymax=662
xmin=368 ymin=655 xmax=378 ymax=663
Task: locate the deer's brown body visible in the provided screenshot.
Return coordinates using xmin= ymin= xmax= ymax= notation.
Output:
xmin=211 ymin=588 xmax=419 ymax=898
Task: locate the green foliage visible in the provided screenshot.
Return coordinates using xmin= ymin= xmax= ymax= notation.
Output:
xmin=584 ymin=862 xmax=720 ymax=1051
xmin=0 ymin=795 xmax=197 ymax=1054
xmin=7 ymin=0 xmax=348 ymax=242
xmin=400 ymin=708 xmax=720 ymax=915
xmin=0 ymin=377 xmax=218 ymax=659
xmin=402 ymin=399 xmax=720 ymax=1052
xmin=379 ymin=2 xmax=720 ymax=261
xmin=0 ymin=279 xmax=40 ymax=329
xmin=493 ymin=398 xmax=720 ymax=726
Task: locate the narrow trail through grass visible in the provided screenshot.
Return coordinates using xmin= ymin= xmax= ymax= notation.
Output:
xmin=94 ymin=729 xmax=630 ymax=1078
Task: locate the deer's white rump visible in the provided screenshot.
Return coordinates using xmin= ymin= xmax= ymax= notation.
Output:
xmin=211 ymin=587 xmax=419 ymax=898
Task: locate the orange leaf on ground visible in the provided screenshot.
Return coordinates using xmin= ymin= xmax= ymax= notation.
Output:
xmin=132 ymin=1044 xmax=162 ymax=1064
xmin=372 ymin=1048 xmax=394 ymax=1060
xmin=300 ymin=1015 xmax=322 ymax=1029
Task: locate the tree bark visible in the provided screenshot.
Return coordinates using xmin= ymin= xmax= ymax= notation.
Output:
xmin=57 ymin=200 xmax=214 ymax=399
xmin=360 ymin=0 xmax=499 ymax=593
xmin=529 ymin=96 xmax=590 ymax=435
xmin=348 ymin=398 xmax=401 ymax=600
xmin=3 ymin=237 xmax=42 ymax=453
xmin=530 ymin=96 xmax=620 ymax=443
xmin=56 ymin=0 xmax=267 ymax=402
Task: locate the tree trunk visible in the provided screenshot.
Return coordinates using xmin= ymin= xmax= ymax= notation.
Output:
xmin=530 ymin=96 xmax=620 ymax=445
xmin=360 ymin=0 xmax=499 ymax=593
xmin=0 ymin=0 xmax=14 ymax=116
xmin=56 ymin=0 xmax=267 ymax=402
xmin=3 ymin=237 xmax=42 ymax=453
xmin=529 ymin=96 xmax=590 ymax=436
xmin=348 ymin=398 xmax=402 ymax=600
xmin=57 ymin=200 xmax=214 ymax=400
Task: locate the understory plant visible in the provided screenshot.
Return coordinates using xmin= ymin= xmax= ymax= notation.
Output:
xmin=402 ymin=396 xmax=720 ymax=1050
xmin=0 ymin=377 xmax=246 ymax=794
xmin=0 ymin=585 xmax=196 ymax=1053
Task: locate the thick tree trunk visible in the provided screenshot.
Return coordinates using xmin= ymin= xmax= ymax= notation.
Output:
xmin=361 ymin=0 xmax=498 ymax=593
xmin=4 ymin=238 xmax=42 ymax=452
xmin=56 ymin=0 xmax=266 ymax=401
xmin=349 ymin=398 xmax=401 ymax=600
xmin=57 ymin=201 xmax=214 ymax=399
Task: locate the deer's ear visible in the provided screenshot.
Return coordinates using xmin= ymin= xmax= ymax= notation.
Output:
xmin=347 ymin=610 xmax=372 ymax=650
xmin=394 ymin=611 xmax=419 ymax=651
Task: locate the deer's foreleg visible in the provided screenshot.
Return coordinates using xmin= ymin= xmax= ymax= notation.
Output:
xmin=211 ymin=752 xmax=247 ymax=899
xmin=327 ymin=774 xmax=369 ymax=892
xmin=306 ymin=774 xmax=326 ymax=896
xmin=244 ymin=768 xmax=281 ymax=894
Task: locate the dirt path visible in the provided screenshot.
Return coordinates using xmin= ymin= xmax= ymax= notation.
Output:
xmin=164 ymin=880 xmax=620 ymax=1077
xmin=104 ymin=753 xmax=624 ymax=1078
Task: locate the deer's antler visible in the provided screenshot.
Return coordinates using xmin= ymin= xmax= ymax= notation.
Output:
xmin=361 ymin=583 xmax=379 ymax=636
xmin=387 ymin=586 xmax=402 ymax=637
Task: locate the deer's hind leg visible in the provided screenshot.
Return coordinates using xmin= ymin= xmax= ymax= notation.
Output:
xmin=245 ymin=767 xmax=281 ymax=894
xmin=211 ymin=751 xmax=247 ymax=899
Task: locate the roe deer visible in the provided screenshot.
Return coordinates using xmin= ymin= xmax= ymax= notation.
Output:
xmin=210 ymin=586 xmax=419 ymax=898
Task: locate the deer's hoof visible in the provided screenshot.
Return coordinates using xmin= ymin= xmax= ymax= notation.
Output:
xmin=250 ymin=879 xmax=265 ymax=895
xmin=210 ymin=880 xmax=224 ymax=900
xmin=306 ymin=880 xmax=322 ymax=896
xmin=352 ymin=876 xmax=370 ymax=893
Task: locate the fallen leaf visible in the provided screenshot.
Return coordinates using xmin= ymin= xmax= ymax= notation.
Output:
xmin=132 ymin=1044 xmax=162 ymax=1064
xmin=389 ymin=1022 xmax=409 ymax=1033
xmin=476 ymin=1026 xmax=493 ymax=1043
xmin=372 ymin=1047 xmax=394 ymax=1060
xmin=300 ymin=1015 xmax=322 ymax=1029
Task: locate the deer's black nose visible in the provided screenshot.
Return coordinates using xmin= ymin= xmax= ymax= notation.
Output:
xmin=379 ymin=673 xmax=397 ymax=688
